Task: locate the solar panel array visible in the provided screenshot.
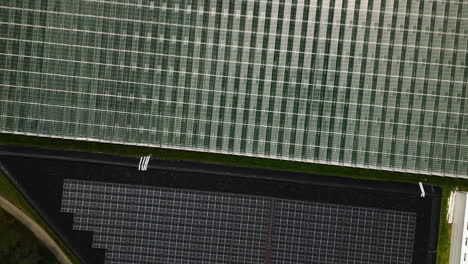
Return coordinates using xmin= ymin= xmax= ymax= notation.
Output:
xmin=62 ymin=179 xmax=270 ymax=264
xmin=271 ymin=200 xmax=416 ymax=263
xmin=61 ymin=179 xmax=417 ymax=264
xmin=1 ymin=0 xmax=467 ymax=177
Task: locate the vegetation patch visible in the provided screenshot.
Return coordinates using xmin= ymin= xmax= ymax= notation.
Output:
xmin=0 ymin=168 xmax=79 ymax=264
xmin=0 ymin=207 xmax=60 ymax=264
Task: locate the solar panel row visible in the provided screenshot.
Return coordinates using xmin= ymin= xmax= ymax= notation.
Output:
xmin=61 ymin=179 xmax=417 ymax=263
xmin=272 ymin=200 xmax=416 ymax=263
xmin=0 ymin=0 xmax=467 ymax=177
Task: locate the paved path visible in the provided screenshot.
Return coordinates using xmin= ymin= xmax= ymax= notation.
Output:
xmin=449 ymin=191 xmax=465 ymax=264
xmin=0 ymin=195 xmax=72 ymax=264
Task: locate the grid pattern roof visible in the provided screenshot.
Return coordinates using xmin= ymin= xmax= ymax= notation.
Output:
xmin=61 ymin=179 xmax=417 ymax=264
xmin=1 ymin=0 xmax=467 ymax=177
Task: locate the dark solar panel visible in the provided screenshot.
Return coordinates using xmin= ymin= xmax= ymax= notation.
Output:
xmin=61 ymin=179 xmax=417 ymax=263
xmin=62 ymin=179 xmax=270 ymax=264
xmin=270 ymin=200 xmax=416 ymax=263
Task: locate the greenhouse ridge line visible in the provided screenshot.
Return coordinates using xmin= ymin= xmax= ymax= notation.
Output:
xmin=2 ymin=99 xmax=467 ymax=135
xmin=3 ymin=6 xmax=466 ymax=38
xmin=2 ymin=30 xmax=465 ymax=70
xmin=82 ymin=0 xmax=468 ymax=21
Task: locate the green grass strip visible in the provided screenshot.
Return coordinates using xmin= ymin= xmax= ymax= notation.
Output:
xmin=0 ymin=168 xmax=79 ymax=264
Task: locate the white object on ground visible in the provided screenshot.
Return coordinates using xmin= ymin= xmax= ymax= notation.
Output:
xmin=138 ymin=155 xmax=151 ymax=171
xmin=138 ymin=157 xmax=143 ymax=170
xmin=448 ymin=191 xmax=456 ymax=224
xmin=418 ymin=182 xmax=425 ymax=198
xmin=143 ymin=156 xmax=149 ymax=171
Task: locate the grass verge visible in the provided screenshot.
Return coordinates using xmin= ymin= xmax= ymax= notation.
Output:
xmin=436 ymin=186 xmax=454 ymax=264
xmin=0 ymin=166 xmax=80 ymax=264
xmin=1 ymin=133 xmax=467 ymax=264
